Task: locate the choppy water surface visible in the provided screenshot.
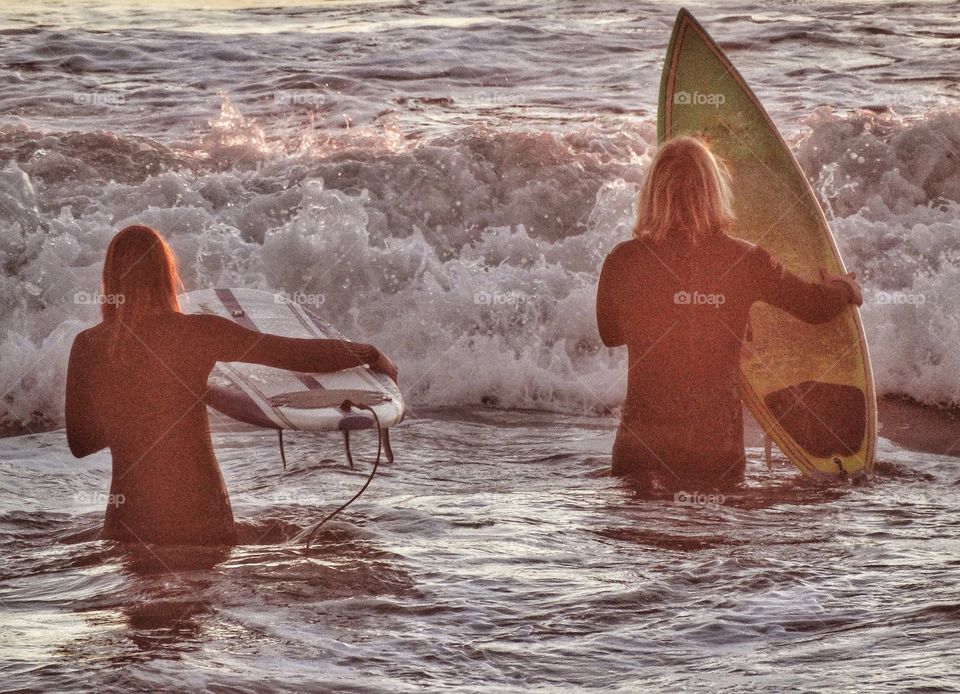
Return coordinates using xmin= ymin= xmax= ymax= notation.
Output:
xmin=2 ymin=414 xmax=959 ymax=691
xmin=1 ymin=0 xmax=959 ymax=690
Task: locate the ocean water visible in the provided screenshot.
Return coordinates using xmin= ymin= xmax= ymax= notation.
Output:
xmin=1 ymin=0 xmax=959 ymax=691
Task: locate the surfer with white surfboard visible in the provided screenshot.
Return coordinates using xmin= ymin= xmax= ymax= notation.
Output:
xmin=65 ymin=224 xmax=398 ymax=546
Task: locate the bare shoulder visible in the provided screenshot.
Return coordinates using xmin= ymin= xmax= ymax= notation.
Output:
xmin=176 ymin=311 xmax=232 ymax=331
xmin=72 ymin=323 xmax=103 ymax=349
xmin=605 ymin=238 xmax=646 ymax=264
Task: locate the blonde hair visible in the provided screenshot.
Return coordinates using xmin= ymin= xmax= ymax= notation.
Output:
xmin=633 ymin=136 xmax=735 ymax=245
xmin=102 ymin=224 xmax=182 ymax=324
xmin=101 ymin=225 xmax=183 ymax=358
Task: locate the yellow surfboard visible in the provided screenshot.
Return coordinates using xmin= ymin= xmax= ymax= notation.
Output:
xmin=658 ymin=9 xmax=877 ymax=478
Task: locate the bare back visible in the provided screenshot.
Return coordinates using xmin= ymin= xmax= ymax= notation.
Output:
xmin=66 ymin=311 xmax=378 ymax=545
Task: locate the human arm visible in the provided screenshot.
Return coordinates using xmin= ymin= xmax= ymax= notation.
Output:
xmin=65 ymin=332 xmax=108 ymax=458
xmin=597 ymin=246 xmax=628 ymax=347
xmin=819 ymin=268 xmax=863 ymax=307
xmin=193 ymin=314 xmax=395 ymax=379
xmin=748 ymin=246 xmax=861 ymax=324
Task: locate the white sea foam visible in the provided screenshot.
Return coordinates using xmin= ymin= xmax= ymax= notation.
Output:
xmin=1 ymin=102 xmax=959 ymax=427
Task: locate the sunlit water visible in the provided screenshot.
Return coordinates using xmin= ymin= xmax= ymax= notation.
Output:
xmin=1 ymin=0 xmax=959 ymax=690
xmin=2 ymin=414 xmax=959 ymax=691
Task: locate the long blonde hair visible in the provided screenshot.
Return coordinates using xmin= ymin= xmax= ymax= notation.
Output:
xmin=101 ymin=224 xmax=182 ymax=324
xmin=100 ymin=225 xmax=183 ymax=359
xmin=633 ymin=136 xmax=735 ymax=245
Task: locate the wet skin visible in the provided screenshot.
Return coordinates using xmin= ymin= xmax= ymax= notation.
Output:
xmin=66 ymin=311 xmax=379 ymax=546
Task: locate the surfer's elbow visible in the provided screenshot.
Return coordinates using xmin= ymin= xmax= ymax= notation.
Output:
xmin=69 ymin=442 xmax=93 ymax=458
xmin=67 ymin=431 xmax=102 ymax=458
xmin=65 ymin=408 xmax=106 ymax=458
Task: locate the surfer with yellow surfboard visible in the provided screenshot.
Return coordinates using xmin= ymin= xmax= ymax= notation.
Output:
xmin=596 ymin=136 xmax=862 ymax=490
xmin=596 ymin=8 xmax=876 ymax=489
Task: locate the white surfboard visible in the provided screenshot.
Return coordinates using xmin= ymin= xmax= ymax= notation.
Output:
xmin=180 ymin=288 xmax=404 ymax=433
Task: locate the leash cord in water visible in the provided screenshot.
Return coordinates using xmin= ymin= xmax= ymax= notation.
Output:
xmin=304 ymin=401 xmax=383 ymax=551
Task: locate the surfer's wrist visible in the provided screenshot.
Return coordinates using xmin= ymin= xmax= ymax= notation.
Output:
xmin=819 ymin=268 xmax=862 ymax=306
xmin=829 ymin=278 xmax=859 ymax=306
xmin=354 ymin=343 xmax=382 ymax=365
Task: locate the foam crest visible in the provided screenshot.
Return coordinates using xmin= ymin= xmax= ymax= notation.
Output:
xmin=1 ymin=107 xmax=959 ymax=431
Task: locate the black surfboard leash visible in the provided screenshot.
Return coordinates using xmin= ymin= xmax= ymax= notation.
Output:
xmin=302 ymin=400 xmax=385 ymax=552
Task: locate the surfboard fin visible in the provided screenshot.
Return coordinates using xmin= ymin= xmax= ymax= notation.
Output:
xmin=339 ymin=399 xmax=394 ymax=468
xmin=343 ymin=430 xmax=355 ymax=470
